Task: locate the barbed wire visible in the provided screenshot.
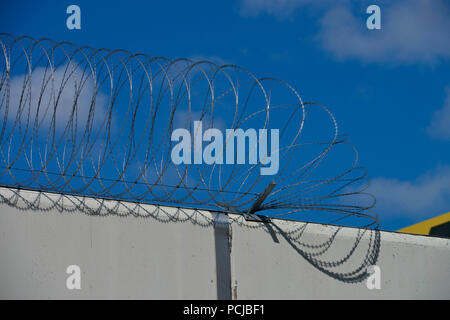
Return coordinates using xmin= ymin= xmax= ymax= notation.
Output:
xmin=0 ymin=34 xmax=378 ymax=228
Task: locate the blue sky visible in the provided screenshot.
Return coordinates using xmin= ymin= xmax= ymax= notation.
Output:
xmin=0 ymin=0 xmax=449 ymax=231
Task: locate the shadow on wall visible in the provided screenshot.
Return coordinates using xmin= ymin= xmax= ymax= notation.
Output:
xmin=0 ymin=186 xmax=216 ymax=227
xmin=275 ymin=222 xmax=380 ymax=283
xmin=0 ymin=186 xmax=380 ymax=284
xmin=229 ymin=215 xmax=381 ymax=284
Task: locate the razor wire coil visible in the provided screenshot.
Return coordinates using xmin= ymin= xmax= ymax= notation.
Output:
xmin=0 ymin=34 xmax=378 ymax=228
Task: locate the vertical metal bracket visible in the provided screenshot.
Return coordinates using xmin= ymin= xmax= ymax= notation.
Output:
xmin=243 ymin=181 xmax=276 ymax=222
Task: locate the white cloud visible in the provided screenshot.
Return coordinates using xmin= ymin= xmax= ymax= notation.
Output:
xmin=7 ymin=65 xmax=107 ymax=132
xmin=368 ymin=166 xmax=450 ymax=219
xmin=318 ymin=0 xmax=450 ymax=63
xmin=239 ymin=0 xmax=450 ymax=64
xmin=427 ymin=86 xmax=450 ymax=140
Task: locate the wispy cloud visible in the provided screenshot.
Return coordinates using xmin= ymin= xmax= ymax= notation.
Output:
xmin=7 ymin=65 xmax=108 ymax=132
xmin=368 ymin=166 xmax=450 ymax=219
xmin=318 ymin=0 xmax=450 ymax=64
xmin=427 ymin=86 xmax=450 ymax=140
xmin=238 ymin=0 xmax=450 ymax=64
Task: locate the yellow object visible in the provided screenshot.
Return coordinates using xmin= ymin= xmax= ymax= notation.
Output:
xmin=398 ymin=212 xmax=450 ymax=236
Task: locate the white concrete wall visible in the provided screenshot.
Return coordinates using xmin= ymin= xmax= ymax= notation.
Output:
xmin=0 ymin=187 xmax=219 ymax=299
xmin=228 ymin=214 xmax=450 ymax=299
xmin=0 ymin=187 xmax=449 ymax=299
